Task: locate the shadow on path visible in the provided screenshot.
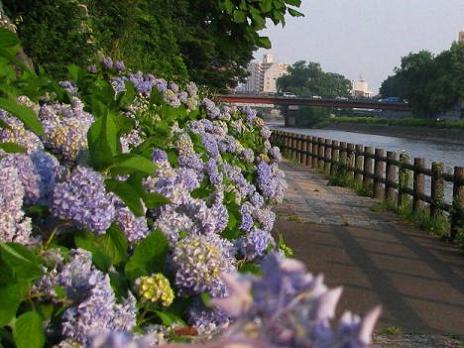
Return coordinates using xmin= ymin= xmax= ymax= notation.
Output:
xmin=274 ymin=160 xmax=464 ymax=335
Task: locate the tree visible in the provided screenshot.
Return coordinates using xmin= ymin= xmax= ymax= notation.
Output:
xmin=380 ymin=46 xmax=464 ymax=118
xmin=3 ymin=0 xmax=303 ymax=89
xmin=277 ymin=60 xmax=351 ymax=98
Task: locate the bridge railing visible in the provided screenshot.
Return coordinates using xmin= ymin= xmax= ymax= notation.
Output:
xmin=271 ymin=130 xmax=464 ymax=240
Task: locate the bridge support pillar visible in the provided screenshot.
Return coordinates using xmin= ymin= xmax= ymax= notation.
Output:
xmin=282 ymin=105 xmax=299 ymax=127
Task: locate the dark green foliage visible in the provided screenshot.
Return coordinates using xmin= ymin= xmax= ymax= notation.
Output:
xmin=277 ymin=60 xmax=352 ymax=98
xmin=380 ymin=44 xmax=464 ymax=118
xmin=4 ymin=0 xmax=303 ymax=89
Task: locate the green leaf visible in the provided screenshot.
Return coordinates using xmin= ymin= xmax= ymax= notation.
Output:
xmin=12 ymin=311 xmax=45 ymax=348
xmin=222 ymin=0 xmax=234 ymax=14
xmin=125 ymin=231 xmax=168 ymax=281
xmin=0 ymin=29 xmax=20 ymax=48
xmin=0 ymin=283 xmax=27 ymax=326
xmin=239 ymin=262 xmax=262 ymax=275
xmin=143 ymin=192 xmax=170 ymax=209
xmin=0 ymin=142 xmax=26 ymax=153
xmin=259 ymin=0 xmax=273 ymax=12
xmin=288 ymin=8 xmax=304 ymax=17
xmin=256 ymin=36 xmax=272 ymax=49
xmin=0 ymin=243 xmax=42 ymax=281
xmin=87 ymin=109 xmax=119 ymax=169
xmin=105 ymin=179 xmax=145 ymax=217
xmin=108 ymin=154 xmax=156 ymax=176
xmin=233 ymin=10 xmax=246 ymax=23
xmin=75 ymin=226 xmax=128 ymax=269
xmin=285 ymin=0 xmax=302 ymax=6
xmin=0 ymin=98 xmax=43 ymax=136
xmin=154 ymin=310 xmax=186 ymax=326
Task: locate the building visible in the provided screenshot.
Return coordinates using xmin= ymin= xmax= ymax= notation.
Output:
xmin=459 ymin=29 xmax=464 ymax=43
xmin=351 ymin=77 xmax=374 ymax=98
xmin=236 ymin=54 xmax=289 ymax=94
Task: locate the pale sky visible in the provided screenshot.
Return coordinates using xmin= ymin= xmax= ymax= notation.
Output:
xmin=257 ymin=0 xmax=464 ymax=93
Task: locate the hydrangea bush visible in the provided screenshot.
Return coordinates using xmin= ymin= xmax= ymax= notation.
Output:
xmin=0 ymin=28 xmax=379 ymax=348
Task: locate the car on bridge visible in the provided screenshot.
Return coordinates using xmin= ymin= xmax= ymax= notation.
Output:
xmin=282 ymin=92 xmax=297 ymax=98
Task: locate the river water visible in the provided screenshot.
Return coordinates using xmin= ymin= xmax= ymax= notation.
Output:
xmin=270 ymin=125 xmax=464 ymax=204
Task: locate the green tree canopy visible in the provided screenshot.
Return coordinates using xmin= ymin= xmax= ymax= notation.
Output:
xmin=277 ymin=60 xmax=351 ymax=98
xmin=380 ymin=45 xmax=464 ymax=118
xmin=3 ymin=0 xmax=303 ymax=90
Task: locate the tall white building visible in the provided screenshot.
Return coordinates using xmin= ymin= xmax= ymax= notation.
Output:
xmin=351 ymin=76 xmax=374 ymax=98
xmin=236 ymin=54 xmax=289 ymax=94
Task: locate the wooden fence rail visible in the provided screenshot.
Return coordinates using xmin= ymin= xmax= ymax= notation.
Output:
xmin=271 ymin=130 xmax=464 ymax=240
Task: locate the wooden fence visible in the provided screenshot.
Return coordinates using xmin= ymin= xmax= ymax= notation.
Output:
xmin=271 ymin=130 xmax=464 ymax=240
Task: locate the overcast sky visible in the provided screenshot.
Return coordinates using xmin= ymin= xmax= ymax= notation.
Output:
xmin=256 ymin=0 xmax=464 ymax=93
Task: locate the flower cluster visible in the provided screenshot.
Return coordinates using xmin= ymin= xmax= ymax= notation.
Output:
xmin=0 ymin=52 xmax=381 ymax=348
xmin=135 ymin=273 xmax=175 ymax=306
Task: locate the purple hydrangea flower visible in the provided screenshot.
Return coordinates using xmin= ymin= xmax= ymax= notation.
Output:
xmin=101 ymin=57 xmax=113 ymax=70
xmin=59 ymin=81 xmax=78 ymax=95
xmin=51 ymin=166 xmax=115 ymax=234
xmin=0 ymin=162 xmax=32 ymax=243
xmin=172 ymin=234 xmax=235 ymax=297
xmin=260 ymin=126 xmax=272 ymax=140
xmin=238 ymin=228 xmax=272 ymax=259
xmin=202 ymin=98 xmax=221 ymax=119
xmin=113 ymin=60 xmax=125 ymax=72
xmin=114 ymin=204 xmax=149 ymax=243
xmin=152 ymin=205 xmax=194 ymax=246
xmin=0 ymin=109 xmax=43 ymax=154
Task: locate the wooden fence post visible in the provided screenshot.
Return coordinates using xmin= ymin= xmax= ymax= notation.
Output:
xmin=430 ymin=162 xmax=444 ymax=219
xmin=324 ymin=139 xmax=332 ymax=175
xmin=355 ymin=144 xmax=364 ymax=186
xmin=296 ymin=135 xmax=302 ymax=164
xmin=301 ymin=136 xmax=308 ymax=165
xmin=347 ymin=143 xmax=355 ymax=179
xmin=330 ymin=140 xmax=339 ymax=176
xmin=318 ymin=138 xmax=325 ymax=170
xmin=374 ymin=149 xmax=385 ymax=200
xmin=340 ymin=142 xmax=347 ymax=169
xmin=413 ymin=158 xmax=425 ymax=213
xmin=451 ymin=167 xmax=464 ymax=240
xmin=363 ymin=146 xmax=374 ymax=195
xmin=307 ymin=136 xmax=313 ymax=167
xmin=312 ymin=138 xmax=319 ymax=168
xmin=398 ymin=154 xmax=411 ymax=209
xmin=385 ymin=151 xmax=398 ymax=202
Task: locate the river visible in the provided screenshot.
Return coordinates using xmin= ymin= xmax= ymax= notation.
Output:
xmin=270 ymin=125 xmax=464 ymax=203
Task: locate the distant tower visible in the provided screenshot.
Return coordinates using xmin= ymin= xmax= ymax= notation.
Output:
xmin=459 ymin=29 xmax=464 ymax=43
xmin=262 ymin=53 xmax=274 ymax=64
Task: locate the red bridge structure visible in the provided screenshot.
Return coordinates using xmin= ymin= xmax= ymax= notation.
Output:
xmin=216 ymin=94 xmax=412 ymax=126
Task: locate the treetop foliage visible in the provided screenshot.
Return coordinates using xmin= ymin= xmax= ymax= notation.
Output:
xmin=2 ymin=0 xmax=303 ymax=90
xmin=277 ymin=60 xmax=352 ymax=98
xmin=380 ymin=43 xmax=464 ymax=118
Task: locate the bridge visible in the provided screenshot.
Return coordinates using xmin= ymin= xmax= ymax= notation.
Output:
xmin=217 ymin=94 xmax=411 ymax=111
xmin=217 ymin=95 xmax=412 ymax=126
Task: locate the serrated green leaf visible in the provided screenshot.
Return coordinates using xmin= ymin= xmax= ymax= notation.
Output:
xmin=12 ymin=311 xmax=45 ymax=348
xmin=256 ymin=36 xmax=272 ymax=49
xmin=239 ymin=262 xmax=262 ymax=275
xmin=285 ymin=0 xmax=302 ymax=6
xmin=0 ymin=283 xmax=27 ymax=326
xmin=109 ymin=154 xmax=156 ymax=175
xmin=0 ymin=142 xmax=26 ymax=153
xmin=0 ymin=243 xmax=42 ymax=281
xmin=87 ymin=109 xmax=119 ymax=169
xmin=105 ymin=179 xmax=145 ymax=216
xmin=288 ymin=7 xmax=304 ymax=17
xmin=0 ymin=98 xmax=43 ymax=135
xmin=125 ymin=231 xmax=168 ymax=281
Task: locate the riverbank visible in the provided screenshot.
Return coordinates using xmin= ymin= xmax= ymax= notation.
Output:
xmin=317 ymin=122 xmax=464 ymax=146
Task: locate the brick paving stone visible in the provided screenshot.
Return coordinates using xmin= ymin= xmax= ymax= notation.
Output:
xmin=274 ymin=160 xmax=464 ymax=344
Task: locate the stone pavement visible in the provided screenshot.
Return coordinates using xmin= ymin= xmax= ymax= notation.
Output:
xmin=273 ymin=160 xmax=464 ymax=343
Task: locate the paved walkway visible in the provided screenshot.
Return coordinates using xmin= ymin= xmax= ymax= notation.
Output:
xmin=274 ymin=160 xmax=464 ymax=342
